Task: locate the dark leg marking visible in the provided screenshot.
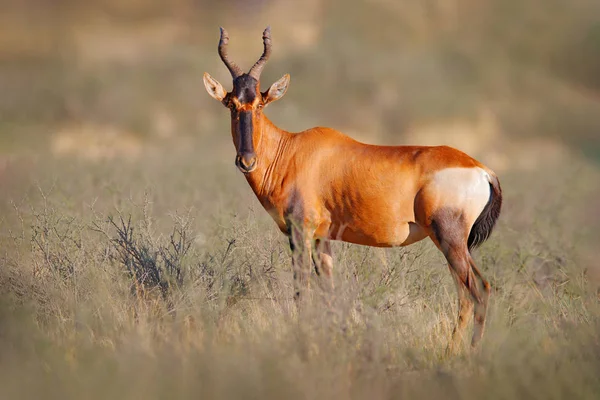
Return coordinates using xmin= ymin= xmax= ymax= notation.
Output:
xmin=430 ymin=208 xmax=490 ymax=349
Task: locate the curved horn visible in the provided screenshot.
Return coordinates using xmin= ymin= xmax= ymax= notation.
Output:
xmin=218 ymin=27 xmax=243 ymax=78
xmin=248 ymin=26 xmax=272 ymax=80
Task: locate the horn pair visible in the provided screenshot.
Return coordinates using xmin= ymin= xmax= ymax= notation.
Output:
xmin=218 ymin=26 xmax=272 ymax=80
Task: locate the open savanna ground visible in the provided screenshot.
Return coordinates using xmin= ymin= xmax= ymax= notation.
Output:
xmin=1 ymin=0 xmax=600 ymax=398
xmin=1 ymin=124 xmax=600 ymax=400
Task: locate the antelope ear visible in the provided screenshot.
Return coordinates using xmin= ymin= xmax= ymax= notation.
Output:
xmin=203 ymin=72 xmax=227 ymax=102
xmin=264 ymin=74 xmax=290 ymax=105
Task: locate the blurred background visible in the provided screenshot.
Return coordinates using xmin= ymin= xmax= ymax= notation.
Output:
xmin=1 ymin=0 xmax=599 ymax=165
xmin=1 ymin=2 xmax=600 ymax=398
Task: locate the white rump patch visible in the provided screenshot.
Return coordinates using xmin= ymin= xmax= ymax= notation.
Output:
xmin=431 ymin=167 xmax=491 ymax=227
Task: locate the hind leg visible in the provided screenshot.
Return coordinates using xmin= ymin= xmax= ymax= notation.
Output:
xmin=447 ymin=266 xmax=474 ymax=353
xmin=430 ymin=210 xmax=488 ymax=349
xmin=469 ymin=254 xmax=491 ymax=347
xmin=443 ymin=243 xmax=482 ymax=349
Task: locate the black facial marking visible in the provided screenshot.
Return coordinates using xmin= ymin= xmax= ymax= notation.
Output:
xmin=238 ymin=110 xmax=254 ymax=154
xmin=233 ymin=75 xmax=259 ymax=104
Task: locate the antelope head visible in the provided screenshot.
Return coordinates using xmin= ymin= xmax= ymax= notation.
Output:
xmin=203 ymin=27 xmax=290 ymax=174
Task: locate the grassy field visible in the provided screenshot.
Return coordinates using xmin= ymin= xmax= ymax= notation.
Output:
xmin=1 ymin=129 xmax=599 ymax=399
xmin=1 ymin=0 xmax=600 ymax=398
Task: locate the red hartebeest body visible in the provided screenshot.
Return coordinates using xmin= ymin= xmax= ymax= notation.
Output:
xmin=203 ymin=27 xmax=502 ymax=351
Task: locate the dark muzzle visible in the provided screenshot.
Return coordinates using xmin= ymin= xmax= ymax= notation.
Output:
xmin=236 ymin=152 xmax=257 ymax=173
xmin=235 ymin=110 xmax=257 ymax=173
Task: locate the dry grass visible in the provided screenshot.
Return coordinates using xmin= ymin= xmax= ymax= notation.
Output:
xmin=0 ymin=137 xmax=599 ymax=399
xmin=0 ymin=1 xmax=599 ymax=398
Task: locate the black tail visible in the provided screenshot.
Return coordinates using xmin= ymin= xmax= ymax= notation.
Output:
xmin=468 ymin=174 xmax=502 ymax=252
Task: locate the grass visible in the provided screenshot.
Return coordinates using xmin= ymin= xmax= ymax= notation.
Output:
xmin=0 ymin=135 xmax=599 ymax=399
xmin=0 ymin=1 xmax=599 ymax=397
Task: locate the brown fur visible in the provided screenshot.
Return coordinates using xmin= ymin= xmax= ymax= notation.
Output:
xmin=204 ymin=28 xmax=502 ymax=349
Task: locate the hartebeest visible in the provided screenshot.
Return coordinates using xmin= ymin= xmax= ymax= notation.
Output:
xmin=203 ymin=27 xmax=502 ymax=349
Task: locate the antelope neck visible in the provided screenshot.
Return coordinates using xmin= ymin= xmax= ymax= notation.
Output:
xmin=245 ymin=114 xmax=291 ymax=197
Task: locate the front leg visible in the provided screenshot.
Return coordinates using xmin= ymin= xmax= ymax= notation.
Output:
xmin=288 ymin=222 xmax=313 ymax=302
xmin=312 ymin=238 xmax=334 ymax=292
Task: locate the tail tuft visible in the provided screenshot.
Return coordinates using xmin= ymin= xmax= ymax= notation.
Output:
xmin=468 ymin=175 xmax=502 ymax=252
